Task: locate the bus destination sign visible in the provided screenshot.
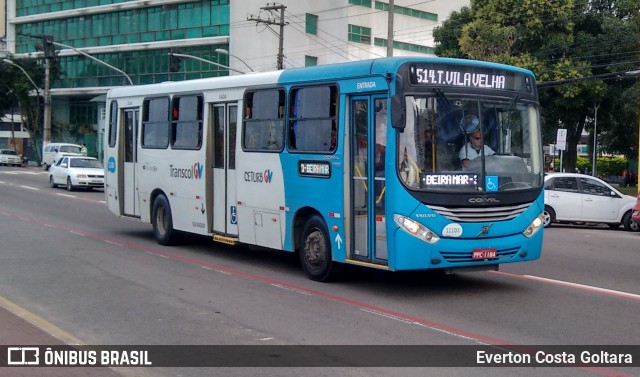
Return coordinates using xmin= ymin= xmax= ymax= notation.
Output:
xmin=299 ymin=160 xmax=331 ymax=178
xmin=409 ymin=64 xmax=531 ymax=93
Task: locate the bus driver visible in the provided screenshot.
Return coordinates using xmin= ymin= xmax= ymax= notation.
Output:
xmin=458 ymin=115 xmax=494 ymax=168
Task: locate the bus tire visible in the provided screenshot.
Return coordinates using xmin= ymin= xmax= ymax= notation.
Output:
xmin=299 ymin=215 xmax=336 ymax=282
xmin=152 ymin=195 xmax=177 ymax=245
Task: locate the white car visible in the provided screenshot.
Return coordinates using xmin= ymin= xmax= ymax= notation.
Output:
xmin=49 ymin=156 xmax=104 ymax=191
xmin=0 ymin=149 xmax=22 ymax=166
xmin=543 ymin=172 xmax=638 ymax=231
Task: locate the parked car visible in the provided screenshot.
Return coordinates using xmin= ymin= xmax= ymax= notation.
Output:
xmin=543 ymin=172 xmax=639 ymax=231
xmin=42 ymin=142 xmax=83 ymax=170
xmin=632 ymin=193 xmax=640 ymax=227
xmin=0 ymin=149 xmax=23 ymax=167
xmin=49 ymin=156 xmax=104 ymax=191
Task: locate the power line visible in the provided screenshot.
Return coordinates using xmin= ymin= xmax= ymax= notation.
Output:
xmin=537 ymin=69 xmax=640 ymax=88
xmin=247 ymin=3 xmax=288 ymax=70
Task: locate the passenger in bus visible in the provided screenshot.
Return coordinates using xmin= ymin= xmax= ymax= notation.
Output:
xmin=458 ymin=115 xmax=494 ymax=168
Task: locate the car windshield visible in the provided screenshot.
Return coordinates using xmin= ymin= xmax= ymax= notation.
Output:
xmin=1 ymin=150 xmax=18 ymax=155
xmin=60 ymin=145 xmax=82 ymax=154
xmin=69 ymin=159 xmax=103 ymax=168
xmin=397 ymin=95 xmax=543 ymax=193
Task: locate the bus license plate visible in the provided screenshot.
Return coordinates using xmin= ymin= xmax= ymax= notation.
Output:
xmin=472 ymin=248 xmax=497 ymax=260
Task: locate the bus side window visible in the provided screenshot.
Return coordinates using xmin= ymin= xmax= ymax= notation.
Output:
xmin=288 ymin=85 xmax=338 ymax=153
xmin=142 ymin=97 xmax=170 ymax=149
xmin=242 ymin=89 xmax=285 ymax=152
xmin=171 ymin=95 xmax=203 ymax=150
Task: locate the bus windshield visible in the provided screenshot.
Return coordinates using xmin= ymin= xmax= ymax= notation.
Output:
xmin=397 ymin=95 xmax=543 ymax=193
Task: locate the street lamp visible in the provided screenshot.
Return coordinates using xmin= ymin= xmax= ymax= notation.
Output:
xmin=169 ymin=52 xmax=247 ymax=74
xmin=49 ymin=40 xmax=133 ymax=85
xmin=3 ymin=59 xmax=41 ymax=93
xmin=215 ymin=48 xmax=254 ymax=72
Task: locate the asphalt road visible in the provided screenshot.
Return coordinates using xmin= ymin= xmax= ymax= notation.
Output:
xmin=0 ymin=166 xmax=639 ymax=377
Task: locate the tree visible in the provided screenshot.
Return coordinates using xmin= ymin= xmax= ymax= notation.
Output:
xmin=432 ymin=7 xmax=473 ymax=59
xmin=0 ymin=57 xmax=45 ymax=160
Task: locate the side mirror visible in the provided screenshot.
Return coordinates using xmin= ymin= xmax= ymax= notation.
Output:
xmin=390 ymin=95 xmax=405 ymax=130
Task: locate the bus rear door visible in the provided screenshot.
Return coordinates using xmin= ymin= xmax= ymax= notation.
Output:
xmin=210 ymin=103 xmax=239 ymax=237
xmin=123 ymin=108 xmax=140 ymax=217
xmin=350 ymin=95 xmax=388 ymax=265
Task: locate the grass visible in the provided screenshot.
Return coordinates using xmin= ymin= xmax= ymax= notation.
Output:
xmin=617 ymin=185 xmax=639 ymax=196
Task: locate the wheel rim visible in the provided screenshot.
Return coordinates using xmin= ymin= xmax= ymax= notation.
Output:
xmin=157 ymin=205 xmax=167 ymax=236
xmin=543 ymin=211 xmax=551 ymax=227
xmin=630 ymin=220 xmax=640 ymax=232
xmin=303 ymin=228 xmax=326 ymax=269
xmin=67 ymin=178 xmax=72 ymax=190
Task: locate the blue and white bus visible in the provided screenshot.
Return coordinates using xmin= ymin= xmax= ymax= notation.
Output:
xmin=104 ymin=57 xmax=544 ymax=281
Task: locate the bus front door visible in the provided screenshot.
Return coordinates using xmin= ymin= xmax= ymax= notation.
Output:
xmin=123 ymin=108 xmax=140 ymax=217
xmin=211 ymin=104 xmax=238 ymax=237
xmin=350 ymin=96 xmax=388 ymax=265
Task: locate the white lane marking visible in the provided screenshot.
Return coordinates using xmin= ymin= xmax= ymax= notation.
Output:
xmin=271 ymin=283 xmax=311 ymax=296
xmin=360 ymin=308 xmax=488 ymax=344
xmin=56 ymin=193 xmax=76 ymax=198
xmin=105 ymin=240 xmax=124 ymax=247
xmin=523 ymin=274 xmax=640 ymax=300
xmin=19 ymin=185 xmax=38 ymax=190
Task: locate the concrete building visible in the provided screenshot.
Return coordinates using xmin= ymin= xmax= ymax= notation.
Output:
xmin=3 ymin=0 xmax=468 ymax=159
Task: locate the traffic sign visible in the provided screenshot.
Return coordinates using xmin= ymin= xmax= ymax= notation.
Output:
xmin=556 ymin=129 xmax=567 ymax=151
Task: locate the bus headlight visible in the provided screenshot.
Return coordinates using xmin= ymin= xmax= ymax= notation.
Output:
xmin=394 ymin=214 xmax=440 ymax=244
xmin=523 ymin=213 xmax=544 ymax=238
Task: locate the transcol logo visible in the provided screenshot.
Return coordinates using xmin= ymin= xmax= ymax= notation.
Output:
xmin=169 ymin=162 xmax=203 ymax=179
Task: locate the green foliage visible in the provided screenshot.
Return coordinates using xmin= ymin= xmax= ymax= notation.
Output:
xmin=575 ymin=155 xmax=590 ymax=172
xmin=432 ymin=7 xmax=472 ymax=59
xmin=597 ymin=157 xmax=628 ymax=176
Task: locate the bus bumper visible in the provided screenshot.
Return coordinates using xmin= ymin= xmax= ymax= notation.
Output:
xmin=391 ymin=227 xmax=543 ymax=271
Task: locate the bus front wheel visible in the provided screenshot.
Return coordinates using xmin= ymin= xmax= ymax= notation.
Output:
xmin=152 ymin=195 xmax=177 ymax=246
xmin=299 ymin=215 xmax=336 ymax=282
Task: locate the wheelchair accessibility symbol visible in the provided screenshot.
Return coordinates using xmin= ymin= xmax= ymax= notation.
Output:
xmin=485 ymin=176 xmax=499 ymax=192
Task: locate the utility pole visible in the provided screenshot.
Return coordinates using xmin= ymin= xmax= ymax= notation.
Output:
xmin=387 ymin=0 xmax=394 ymax=57
xmin=247 ymin=3 xmax=288 ymax=70
xmin=592 ymin=102 xmax=599 ymax=176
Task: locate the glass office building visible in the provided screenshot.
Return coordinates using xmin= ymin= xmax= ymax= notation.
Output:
xmin=9 ymin=0 xmax=231 ymax=158
xmin=5 ymin=0 xmax=466 ymax=160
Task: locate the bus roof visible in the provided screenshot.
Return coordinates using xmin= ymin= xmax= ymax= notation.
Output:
xmin=107 ymin=57 xmax=536 ymax=99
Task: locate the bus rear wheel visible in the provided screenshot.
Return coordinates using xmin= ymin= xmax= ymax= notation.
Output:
xmin=299 ymin=215 xmax=336 ymax=282
xmin=152 ymin=195 xmax=178 ymax=245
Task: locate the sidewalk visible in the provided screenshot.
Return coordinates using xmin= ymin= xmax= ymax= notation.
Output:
xmin=0 ymin=303 xmax=123 ymax=377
